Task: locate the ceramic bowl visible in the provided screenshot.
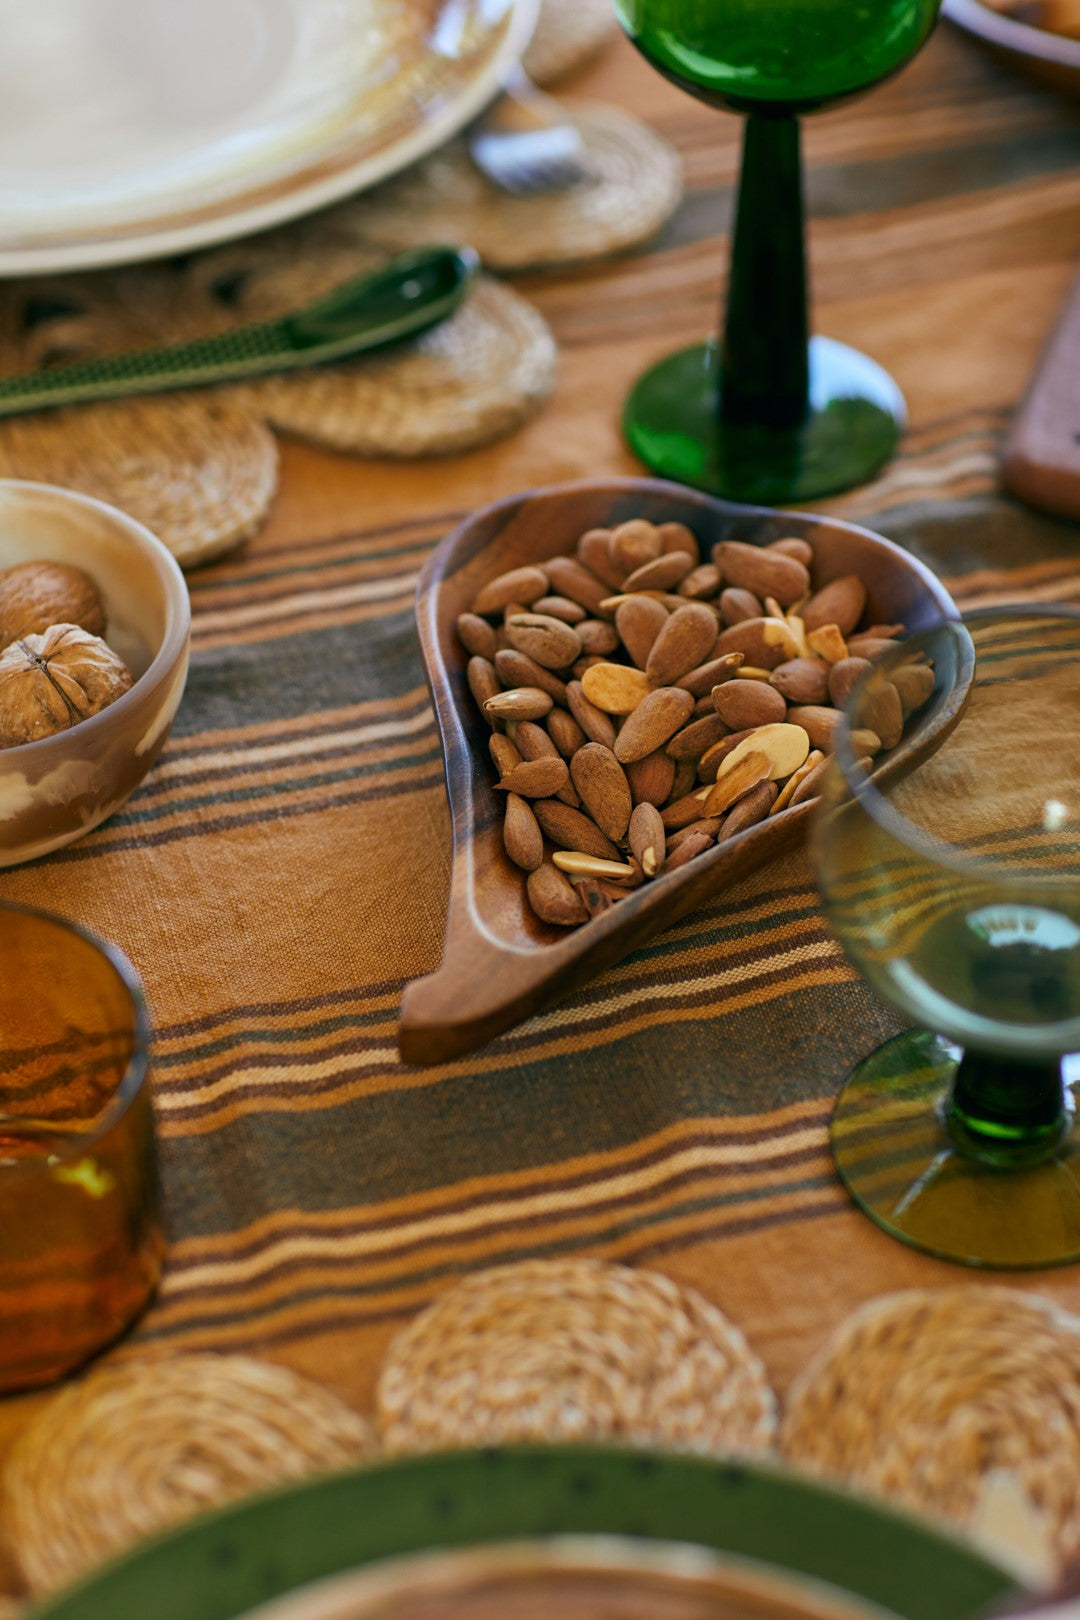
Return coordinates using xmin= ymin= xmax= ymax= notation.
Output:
xmin=399 ymin=478 xmax=971 ymax=1065
xmin=0 ymin=479 xmax=190 ymax=866
xmin=943 ymin=0 xmax=1080 ymax=95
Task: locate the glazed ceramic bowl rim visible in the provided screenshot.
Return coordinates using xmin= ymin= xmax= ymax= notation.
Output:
xmin=944 ymin=0 xmax=1080 ymax=70
xmin=0 ymin=478 xmax=190 ymax=761
xmin=0 ymin=900 xmax=151 ymax=1183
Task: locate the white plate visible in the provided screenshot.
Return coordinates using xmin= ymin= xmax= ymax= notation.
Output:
xmin=0 ymin=0 xmax=537 ymax=276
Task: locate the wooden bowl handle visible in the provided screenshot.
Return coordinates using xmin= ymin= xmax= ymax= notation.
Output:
xmin=1003 ymin=266 xmax=1080 ymax=519
xmin=398 ymin=924 xmax=554 ymax=1065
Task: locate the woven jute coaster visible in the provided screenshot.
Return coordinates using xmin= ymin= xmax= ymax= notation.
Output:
xmin=0 ymin=397 xmax=278 ymax=569
xmin=782 ymin=1289 xmax=1080 ymax=1576
xmin=349 ymin=105 xmax=682 ymax=271
xmin=376 ymin=1257 xmax=777 ymax=1457
xmin=4 ymin=1352 xmax=375 ymax=1597
xmin=230 ymin=277 xmax=556 ymax=457
xmin=523 ymin=0 xmax=619 ymax=84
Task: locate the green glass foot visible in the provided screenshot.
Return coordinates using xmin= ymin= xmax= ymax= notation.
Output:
xmin=623 ymin=335 xmax=905 ymax=504
xmin=831 ymin=1030 xmax=1080 ymax=1269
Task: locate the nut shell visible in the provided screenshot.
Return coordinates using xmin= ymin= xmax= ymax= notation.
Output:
xmin=0 ymin=624 xmax=133 ymax=748
xmin=0 ymin=562 xmax=106 ymax=649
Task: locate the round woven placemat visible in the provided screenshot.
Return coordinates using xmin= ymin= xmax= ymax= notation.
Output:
xmin=781 ymin=1288 xmax=1080 ymax=1572
xmin=4 ymin=1352 xmax=375 ymax=1597
xmin=376 ymin=1257 xmax=777 ymax=1457
xmin=351 ymin=105 xmax=682 ymax=271
xmin=524 ymin=0 xmax=619 ymax=83
xmin=0 ymin=396 xmax=278 ymax=569
xmin=230 ymin=277 xmax=556 ymax=457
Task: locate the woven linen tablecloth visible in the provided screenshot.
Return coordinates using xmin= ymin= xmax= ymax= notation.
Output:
xmin=0 ymin=20 xmax=1079 ymax=1597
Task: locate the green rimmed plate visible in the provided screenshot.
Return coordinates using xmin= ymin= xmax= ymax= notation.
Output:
xmin=30 ymin=1448 xmax=1020 ymax=1620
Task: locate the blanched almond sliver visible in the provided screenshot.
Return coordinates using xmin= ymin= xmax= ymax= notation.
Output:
xmin=716 ymin=722 xmax=810 ymax=784
xmin=552 ymin=852 xmax=638 ymax=880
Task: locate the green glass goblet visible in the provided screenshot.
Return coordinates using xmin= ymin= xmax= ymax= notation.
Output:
xmin=613 ymin=0 xmax=941 ymax=503
xmin=815 ymin=608 xmax=1080 ymax=1268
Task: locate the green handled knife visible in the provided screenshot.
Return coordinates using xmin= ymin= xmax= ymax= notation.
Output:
xmin=0 ymin=244 xmax=479 ymax=418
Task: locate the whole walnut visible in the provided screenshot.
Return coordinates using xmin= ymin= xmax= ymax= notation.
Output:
xmin=0 ymin=561 xmax=106 ymax=649
xmin=0 ymin=624 xmax=133 ymax=748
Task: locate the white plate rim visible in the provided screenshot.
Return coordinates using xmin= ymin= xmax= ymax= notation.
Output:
xmin=0 ymin=0 xmax=539 ymax=278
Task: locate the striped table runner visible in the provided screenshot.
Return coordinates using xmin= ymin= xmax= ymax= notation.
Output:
xmin=0 ymin=18 xmax=1079 ymax=1565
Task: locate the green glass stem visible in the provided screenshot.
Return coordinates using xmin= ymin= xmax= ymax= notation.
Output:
xmin=948 ymin=1049 xmax=1069 ymax=1165
xmin=721 ymin=114 xmax=809 ymax=430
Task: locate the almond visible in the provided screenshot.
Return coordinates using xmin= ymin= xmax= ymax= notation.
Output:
xmin=532 ymin=595 xmax=586 ymax=624
xmin=571 ymin=875 xmax=617 ymax=917
xmin=646 ymin=603 xmax=719 ymax=685
xmin=785 ymin=705 xmax=840 ymax=752
xmin=712 ymin=679 xmax=786 ymax=730
xmin=855 ymin=677 xmax=904 ymax=750
xmin=506 ymin=612 xmax=582 ymax=670
xmin=495 ymin=648 xmax=568 ymax=705
xmin=629 ymin=802 xmax=666 ymax=877
xmin=626 ymin=749 xmax=676 ymax=807
xmin=577 ymin=528 xmax=625 ymax=589
xmin=851 ymin=728 xmax=883 ymax=757
xmin=489 ymin=732 xmax=522 ymax=777
xmin=713 ymin=540 xmax=810 ymax=606
xmin=806 ymin=623 xmax=848 ymax=664
xmin=714 ymin=616 xmax=801 ymax=670
xmin=472 ymin=566 xmax=549 ymax=616
xmin=678 ymin=564 xmax=722 ymax=600
xmin=719 ymin=587 xmax=763 ymax=625
xmin=573 ymin=655 xmax=607 ymax=679
xmin=846 ymin=635 xmax=902 ymax=662
xmin=657 ymin=521 xmax=700 ymax=562
xmin=770 ymin=657 xmax=828 ymax=706
xmin=483 ymin=686 xmax=553 ymax=721
xmin=703 ymin=750 xmax=773 ymax=816
xmin=769 ymin=752 xmax=824 ymax=816
xmin=456 ymin=612 xmax=498 ymax=659
xmin=616 ymin=595 xmax=669 ymax=669
xmin=715 ymin=722 xmax=810 ymax=783
xmin=720 ymin=779 xmax=778 ymax=837
xmin=665 ymin=710 xmax=729 ymax=761
xmin=581 ymin=661 xmax=652 ymax=715
xmin=547 ymin=706 xmax=587 ymax=758
xmin=768 ymin=536 xmax=813 ymax=566
xmin=576 ymin=619 xmax=620 ymax=657
xmin=661 ymin=791 xmax=714 ymax=831
xmin=533 ymin=800 xmax=620 ymax=861
xmin=802 ymin=575 xmax=866 ymax=635
xmin=515 ymin=720 xmax=559 ymax=761
xmin=668 ymin=757 xmax=699 ymax=801
xmin=661 ymin=828 xmax=714 ymax=872
xmin=543 ymin=556 xmax=614 ymax=618
xmin=526 ymin=863 xmax=589 ymax=927
xmin=827 ymin=657 xmax=873 ymax=711
xmin=610 ymin=518 xmax=663 ymax=575
xmin=570 ymin=743 xmax=633 ymax=841
xmin=494 ymin=757 xmax=569 ymax=798
xmin=891 ymin=661 xmax=935 ymax=715
xmin=503 ymin=793 xmax=544 ymax=870
xmin=613 ymin=686 xmax=695 ymax=763
xmin=566 ymin=680 xmax=618 ymax=746
xmin=623 ymin=553 xmax=695 ymax=593
xmin=675 ymin=653 xmax=744 ymax=695
xmin=698 ymin=728 xmax=756 ymax=780
xmin=552 ymin=852 xmax=637 ymax=881
xmin=668 ymin=815 xmax=721 ymax=851
xmin=467 ymin=655 xmax=501 ymax=724
xmin=789 ymin=755 xmax=831 ymax=807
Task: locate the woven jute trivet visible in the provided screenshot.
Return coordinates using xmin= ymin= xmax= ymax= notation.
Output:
xmin=376 ymin=1257 xmax=777 ymax=1457
xmin=0 ymin=396 xmax=278 ymax=569
xmin=350 ymin=105 xmax=683 ymax=271
xmin=229 ymin=277 xmax=556 ymax=457
xmin=782 ymin=1289 xmax=1080 ymax=1578
xmin=4 ymin=1353 xmax=375 ymax=1597
xmin=523 ymin=0 xmax=619 ymax=84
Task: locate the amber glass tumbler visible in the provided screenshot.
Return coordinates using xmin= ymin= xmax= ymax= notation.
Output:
xmin=0 ymin=904 xmax=162 ymax=1391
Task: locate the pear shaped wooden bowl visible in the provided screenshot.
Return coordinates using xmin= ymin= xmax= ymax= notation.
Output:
xmin=398 ymin=478 xmax=970 ymax=1064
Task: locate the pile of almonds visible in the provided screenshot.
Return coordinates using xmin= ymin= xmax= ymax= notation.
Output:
xmin=457 ymin=517 xmax=934 ymax=929
xmin=0 ymin=561 xmax=133 ymax=748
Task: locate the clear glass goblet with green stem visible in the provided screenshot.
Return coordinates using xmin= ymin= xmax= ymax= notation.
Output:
xmin=612 ymin=0 xmax=941 ymax=504
xmin=815 ymin=608 xmax=1080 ymax=1268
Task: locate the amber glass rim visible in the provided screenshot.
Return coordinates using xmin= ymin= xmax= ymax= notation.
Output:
xmin=0 ymin=901 xmax=151 ymax=1181
xmin=832 ymin=602 xmax=1080 ymax=885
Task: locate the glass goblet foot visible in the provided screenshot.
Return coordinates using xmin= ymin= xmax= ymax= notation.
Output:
xmin=623 ymin=334 xmax=905 ymax=505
